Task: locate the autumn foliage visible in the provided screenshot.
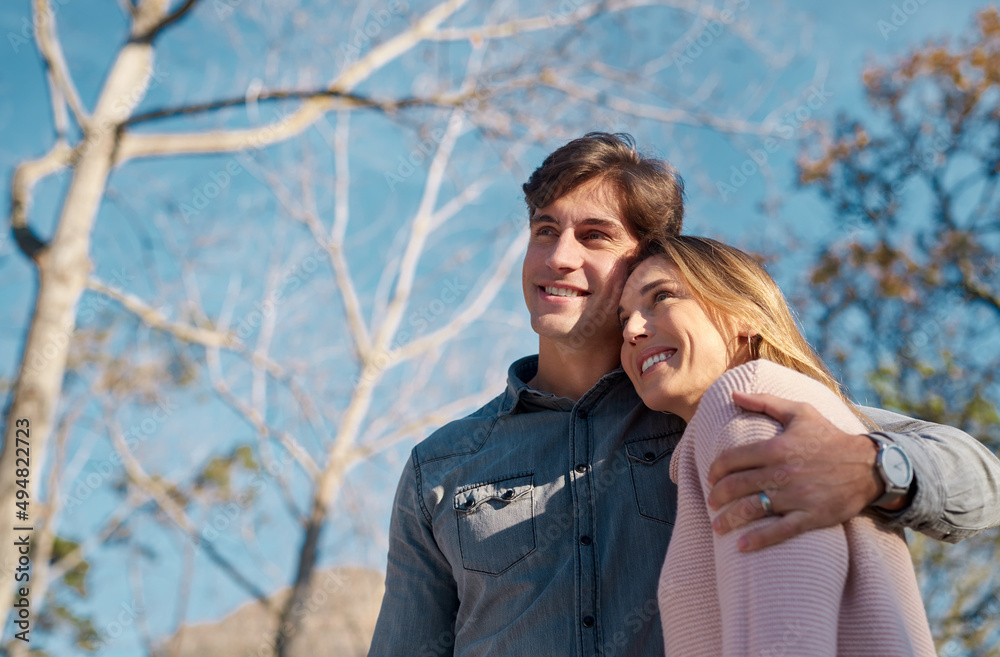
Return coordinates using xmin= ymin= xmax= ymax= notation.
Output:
xmin=799 ymin=9 xmax=1000 ymax=654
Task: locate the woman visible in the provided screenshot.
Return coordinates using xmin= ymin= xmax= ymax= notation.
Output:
xmin=617 ymin=235 xmax=936 ymax=656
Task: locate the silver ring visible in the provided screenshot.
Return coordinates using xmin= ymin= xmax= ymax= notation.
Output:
xmin=758 ymin=492 xmax=775 ymax=517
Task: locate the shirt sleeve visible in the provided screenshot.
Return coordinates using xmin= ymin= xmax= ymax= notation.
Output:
xmin=368 ymin=451 xmax=459 ymax=657
xmin=691 ymin=410 xmax=847 ymax=656
xmin=860 ymin=405 xmax=1000 ymax=543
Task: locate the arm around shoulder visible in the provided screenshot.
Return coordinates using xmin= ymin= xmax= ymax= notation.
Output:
xmin=368 ymin=452 xmax=459 ymax=657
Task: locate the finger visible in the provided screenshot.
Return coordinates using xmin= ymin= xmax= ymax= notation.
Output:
xmin=731 ymin=391 xmax=802 ymax=426
xmin=712 ymin=493 xmax=773 ymax=535
xmin=735 ymin=511 xmax=810 ymax=552
xmin=708 ymin=462 xmax=791 ymax=509
xmin=706 ymin=438 xmax=783 ymax=488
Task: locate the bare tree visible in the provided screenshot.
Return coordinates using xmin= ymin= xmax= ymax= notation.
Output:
xmin=1 ymin=0 xmax=811 ymax=653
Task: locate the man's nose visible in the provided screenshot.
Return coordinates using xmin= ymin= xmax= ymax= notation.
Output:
xmin=546 ymin=232 xmax=584 ymax=270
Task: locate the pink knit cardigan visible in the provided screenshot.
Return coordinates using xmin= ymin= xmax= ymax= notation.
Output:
xmin=658 ymin=360 xmax=936 ymax=656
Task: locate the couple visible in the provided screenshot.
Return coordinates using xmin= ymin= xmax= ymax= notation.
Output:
xmin=369 ymin=133 xmax=1000 ymax=656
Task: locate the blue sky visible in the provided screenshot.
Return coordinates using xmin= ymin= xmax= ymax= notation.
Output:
xmin=0 ymin=0 xmax=994 ymax=654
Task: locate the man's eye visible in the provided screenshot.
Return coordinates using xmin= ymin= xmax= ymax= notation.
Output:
xmin=654 ymin=291 xmax=671 ymax=303
xmin=585 ymin=232 xmax=605 ymax=240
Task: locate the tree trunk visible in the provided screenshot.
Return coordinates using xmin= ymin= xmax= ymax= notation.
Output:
xmin=0 ymin=37 xmax=160 ymax=623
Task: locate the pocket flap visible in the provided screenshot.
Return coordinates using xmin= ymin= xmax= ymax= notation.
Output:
xmin=454 ymin=474 xmax=533 ymax=512
xmin=625 ymin=434 xmax=680 ymax=465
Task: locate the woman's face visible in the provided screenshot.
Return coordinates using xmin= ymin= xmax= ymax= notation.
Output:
xmin=618 ymin=255 xmax=745 ymax=422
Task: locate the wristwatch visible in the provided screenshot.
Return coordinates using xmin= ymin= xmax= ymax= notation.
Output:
xmin=868 ymin=433 xmax=913 ymax=508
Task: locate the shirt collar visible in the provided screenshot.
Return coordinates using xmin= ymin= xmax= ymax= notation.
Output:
xmin=502 ymin=355 xmax=630 ymax=415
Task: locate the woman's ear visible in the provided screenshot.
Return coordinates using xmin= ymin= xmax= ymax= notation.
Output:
xmin=734 ymin=324 xmax=760 ymax=361
xmin=737 ymin=322 xmax=758 ymax=341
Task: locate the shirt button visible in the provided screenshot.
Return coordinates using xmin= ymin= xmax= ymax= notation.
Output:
xmin=580 ymin=535 xmax=592 ymax=546
xmin=582 ymin=615 xmax=595 ymax=628
xmin=575 ymin=464 xmax=587 ymax=474
xmin=644 ymin=452 xmax=655 ymax=462
xmin=501 ymin=489 xmax=514 ymax=500
xmin=577 ymin=409 xmax=588 ymax=419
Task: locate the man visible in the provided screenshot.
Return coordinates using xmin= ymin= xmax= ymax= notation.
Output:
xmin=368 ymin=133 xmax=1000 ymax=657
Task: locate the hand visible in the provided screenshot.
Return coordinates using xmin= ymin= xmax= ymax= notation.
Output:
xmin=706 ymin=391 xmax=885 ymax=551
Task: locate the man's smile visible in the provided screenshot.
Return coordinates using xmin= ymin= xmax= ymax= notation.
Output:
xmin=539 ymin=284 xmax=590 ymax=299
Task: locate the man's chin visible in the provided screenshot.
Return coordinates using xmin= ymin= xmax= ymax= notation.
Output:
xmin=532 ymin=317 xmax=622 ymax=350
xmin=529 ymin=315 xmax=580 ymax=341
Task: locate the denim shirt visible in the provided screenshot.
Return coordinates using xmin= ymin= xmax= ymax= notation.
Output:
xmin=369 ymin=356 xmax=1000 ymax=657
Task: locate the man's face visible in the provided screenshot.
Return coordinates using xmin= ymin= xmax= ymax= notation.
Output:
xmin=521 ymin=178 xmax=639 ymax=352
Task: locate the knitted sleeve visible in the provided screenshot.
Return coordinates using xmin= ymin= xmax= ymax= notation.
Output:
xmin=686 ymin=360 xmax=867 ymax=656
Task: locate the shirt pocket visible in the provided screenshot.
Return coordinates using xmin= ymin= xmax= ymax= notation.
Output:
xmin=454 ymin=473 xmax=535 ymax=576
xmin=625 ymin=434 xmax=680 ymax=525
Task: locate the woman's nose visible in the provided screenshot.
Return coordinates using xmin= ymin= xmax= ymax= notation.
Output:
xmin=622 ymin=312 xmax=648 ymax=343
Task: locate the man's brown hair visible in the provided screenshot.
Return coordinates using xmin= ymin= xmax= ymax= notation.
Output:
xmin=522 ymin=132 xmax=685 ymax=240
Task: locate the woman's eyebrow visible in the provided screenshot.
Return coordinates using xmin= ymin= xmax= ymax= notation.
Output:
xmin=617 ymin=278 xmax=673 ymax=319
xmin=639 ymin=278 xmax=671 ymax=295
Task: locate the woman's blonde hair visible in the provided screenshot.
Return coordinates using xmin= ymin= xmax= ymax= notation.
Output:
xmin=636 ymin=235 xmax=874 ymax=428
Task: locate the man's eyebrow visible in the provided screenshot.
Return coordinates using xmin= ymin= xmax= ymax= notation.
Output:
xmin=529 ymin=214 xmax=559 ymax=226
xmin=529 ymin=215 xmax=626 ymax=233
xmin=581 ymin=217 xmax=624 ymax=229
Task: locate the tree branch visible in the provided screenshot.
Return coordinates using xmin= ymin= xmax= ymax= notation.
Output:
xmin=87 ymin=276 xmax=239 ymax=348
xmin=33 ymin=0 xmax=89 ymax=129
xmin=295 ymin=117 xmax=373 ymax=363
xmin=9 ymin=142 xmax=73 ymax=262
xmin=393 ymin=230 xmax=528 ymax=364
xmin=103 ymin=406 xmax=275 ymax=608
xmin=426 ymin=0 xmax=695 ymax=42
xmin=205 ymin=344 xmax=321 ymax=481
xmin=363 ymin=388 xmax=503 ymax=454
xmin=88 ymin=268 xmax=325 ymax=483
xmin=118 ymin=0 xmax=475 ymax=161
xmin=132 ymin=0 xmax=201 ymax=43
xmin=126 ymin=88 xmax=387 ymax=126
xmin=542 ymin=73 xmax=779 ymax=136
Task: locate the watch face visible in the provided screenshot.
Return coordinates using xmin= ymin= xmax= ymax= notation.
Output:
xmin=883 ymin=445 xmax=913 ymax=487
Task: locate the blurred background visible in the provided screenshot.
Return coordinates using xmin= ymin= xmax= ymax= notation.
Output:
xmin=1 ymin=0 xmax=998 ymax=654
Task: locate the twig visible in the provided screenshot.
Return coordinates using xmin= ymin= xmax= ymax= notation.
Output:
xmin=33 ymin=0 xmax=89 ymax=129
xmin=103 ymin=406 xmax=275 ymax=607
xmin=9 ymin=142 xmax=73 ymax=260
xmin=132 ymin=0 xmax=201 ymax=43
xmin=87 ymin=276 xmax=239 ymax=348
